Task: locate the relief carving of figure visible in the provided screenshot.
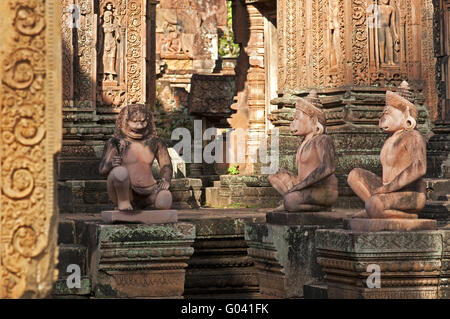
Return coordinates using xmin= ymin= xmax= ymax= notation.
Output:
xmin=268 ymin=91 xmax=339 ymax=212
xmin=101 ymin=2 xmax=120 ymax=81
xmin=329 ymin=0 xmax=341 ymax=69
xmin=377 ymin=0 xmax=400 ymax=66
xmin=348 ymin=82 xmax=426 ymax=219
xmin=99 ymin=104 xmax=173 ymax=211
xmin=162 ymin=23 xmax=183 ymax=54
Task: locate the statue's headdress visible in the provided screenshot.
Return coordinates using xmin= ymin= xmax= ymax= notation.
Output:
xmin=385 ymin=81 xmax=418 ymax=130
xmin=295 ymin=90 xmax=326 ymax=134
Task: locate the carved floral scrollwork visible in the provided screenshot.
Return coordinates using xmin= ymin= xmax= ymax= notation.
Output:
xmin=3 ymin=49 xmax=44 ymax=90
xmin=1 ymin=0 xmax=60 ymax=298
xmin=12 ymin=225 xmax=46 ymax=258
xmin=352 ymin=0 xmax=368 ymax=85
xmin=126 ymin=0 xmax=143 ymax=104
xmin=14 ymin=117 xmax=46 ymax=146
xmin=14 ymin=4 xmax=45 ymax=36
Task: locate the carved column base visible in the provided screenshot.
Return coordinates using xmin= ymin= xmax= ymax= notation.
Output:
xmin=316 ymin=229 xmax=446 ymax=299
xmin=89 ymin=223 xmax=195 ymax=298
xmin=244 ymin=211 xmax=351 ymax=298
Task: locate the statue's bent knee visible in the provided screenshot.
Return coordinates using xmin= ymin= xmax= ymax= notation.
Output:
xmin=155 ymin=190 xmax=172 ymax=210
xmin=108 ymin=166 xmax=129 ymax=183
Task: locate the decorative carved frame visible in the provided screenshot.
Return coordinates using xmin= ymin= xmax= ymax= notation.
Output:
xmin=0 ymin=0 xmax=62 ymax=298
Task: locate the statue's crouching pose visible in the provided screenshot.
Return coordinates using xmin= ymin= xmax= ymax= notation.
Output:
xmin=348 ymin=84 xmax=426 ymax=219
xmin=268 ymin=91 xmax=338 ymax=212
xmin=99 ymin=104 xmax=173 ymax=211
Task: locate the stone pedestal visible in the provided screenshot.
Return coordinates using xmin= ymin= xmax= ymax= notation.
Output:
xmin=88 ymin=223 xmax=195 ymax=298
xmin=101 ymin=210 xmax=178 ymax=224
xmin=440 ymin=226 xmax=450 ymax=299
xmin=316 ymin=228 xmax=444 ymax=299
xmin=244 ymin=210 xmax=352 ymax=298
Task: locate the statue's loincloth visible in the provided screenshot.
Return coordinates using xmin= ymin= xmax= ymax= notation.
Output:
xmin=132 ymin=184 xmax=158 ymax=196
xmin=275 ymin=168 xmax=338 ymax=190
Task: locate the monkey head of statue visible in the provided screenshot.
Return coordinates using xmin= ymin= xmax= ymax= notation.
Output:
xmin=114 ymin=104 xmax=155 ymax=140
xmin=291 ymin=91 xmax=326 ymax=137
xmin=379 ymin=90 xmax=418 ymax=133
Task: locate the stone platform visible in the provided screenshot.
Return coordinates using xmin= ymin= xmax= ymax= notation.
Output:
xmin=52 ymin=208 xmax=267 ymax=299
xmin=52 ymin=208 xmax=450 ymax=299
xmin=316 ymin=228 xmax=449 ymax=299
xmin=101 ymin=210 xmax=178 ymax=224
xmin=244 ymin=209 xmax=354 ymax=298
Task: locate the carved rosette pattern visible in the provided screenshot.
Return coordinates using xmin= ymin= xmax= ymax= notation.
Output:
xmin=0 ymin=0 xmax=61 ymax=298
xmin=352 ymin=0 xmax=369 ymax=85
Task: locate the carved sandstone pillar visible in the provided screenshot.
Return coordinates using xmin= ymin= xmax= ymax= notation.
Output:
xmin=245 ymin=4 xmax=266 ymax=173
xmin=0 ymin=0 xmax=62 ymax=298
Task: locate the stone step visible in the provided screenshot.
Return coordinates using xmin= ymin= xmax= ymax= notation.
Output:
xmin=420 ymin=201 xmax=450 ymax=223
xmin=304 ymin=283 xmax=328 ymax=299
xmin=56 ymin=244 xmax=87 ymax=278
xmin=58 ymin=219 xmax=76 ymax=244
xmin=425 ymin=178 xmax=450 ymax=201
xmin=205 ymin=187 xmax=231 ymax=207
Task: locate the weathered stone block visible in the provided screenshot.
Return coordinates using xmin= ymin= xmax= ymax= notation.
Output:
xmin=179 ymin=209 xmax=266 ymax=298
xmin=58 ymin=220 xmax=76 ymax=244
xmin=56 ymin=244 xmax=87 ymax=279
xmin=304 ymin=283 xmax=328 ymax=299
xmin=316 ymin=229 xmax=443 ymax=299
xmin=440 ymin=227 xmax=450 ymax=299
xmin=88 ymin=223 xmax=195 ymax=298
xmin=245 ymin=211 xmax=350 ymax=298
xmin=52 ymin=277 xmax=92 ymax=297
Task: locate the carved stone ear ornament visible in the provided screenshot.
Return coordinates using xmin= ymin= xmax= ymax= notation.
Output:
xmin=404 ymin=114 xmax=416 ymax=131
